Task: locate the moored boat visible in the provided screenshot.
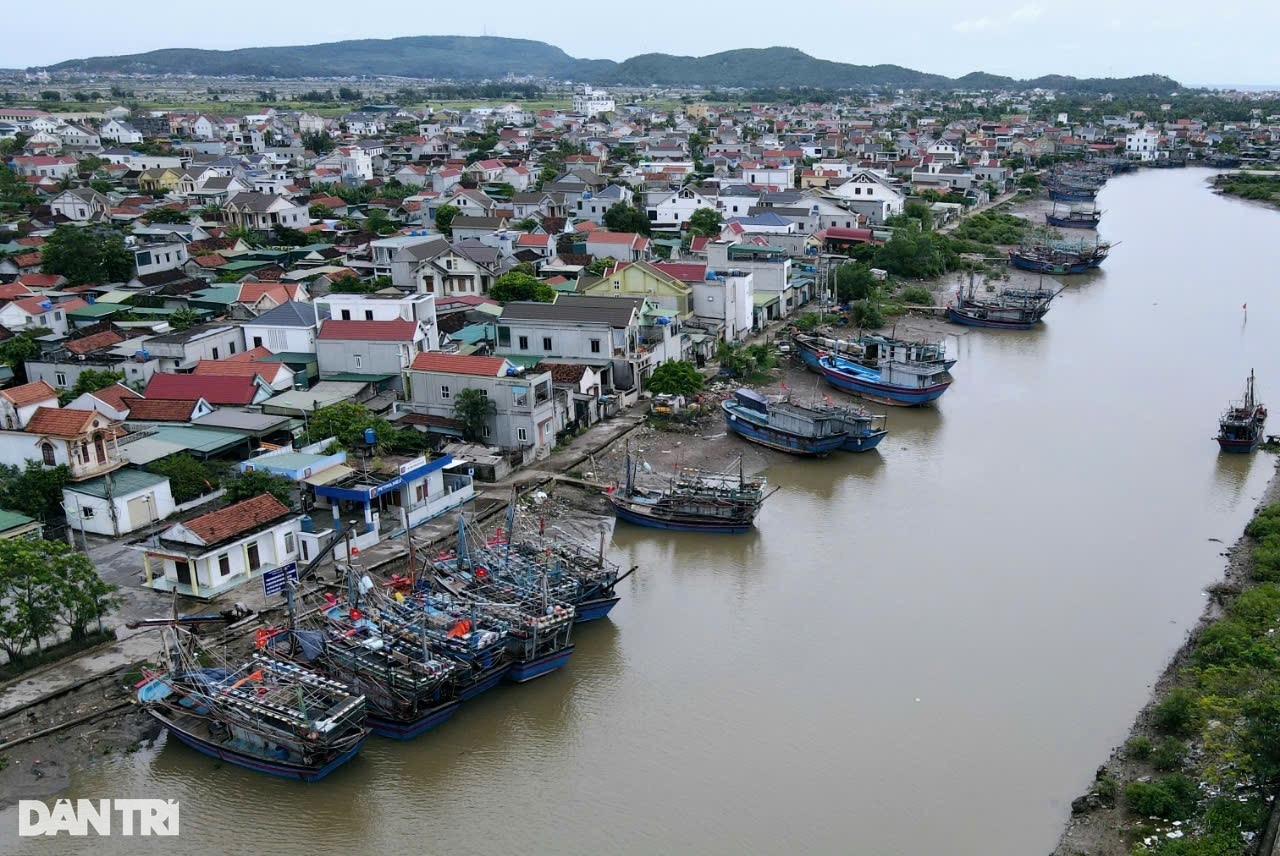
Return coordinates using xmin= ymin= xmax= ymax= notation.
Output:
xmin=1045 ymin=202 xmax=1102 ymax=230
xmin=136 ymin=629 xmax=369 ymax=780
xmin=722 ymin=388 xmax=849 ymax=456
xmin=1217 ymin=370 xmax=1267 ymax=453
xmin=947 ymin=280 xmax=1060 ymax=330
xmin=608 ymin=451 xmax=770 ymax=533
xmin=817 ymin=353 xmax=952 ymax=406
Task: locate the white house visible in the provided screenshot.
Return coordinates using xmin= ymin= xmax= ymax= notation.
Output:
xmin=0 ymin=295 xmax=72 ymax=336
xmin=1126 ymin=128 xmax=1160 ymax=161
xmin=316 ymin=292 xmax=439 ymax=350
xmin=49 ymin=187 xmax=111 ymax=222
xmin=825 ymin=170 xmax=905 ymax=223
xmin=0 ymin=381 xmax=59 ymax=430
xmin=99 ymin=119 xmax=143 ymax=144
xmin=141 ymin=493 xmax=303 ymax=597
xmin=223 ymin=192 xmax=308 ymax=232
xmin=241 ymin=300 xmax=327 ymax=353
xmin=63 ymin=468 xmax=175 ymax=537
xmin=573 ymin=86 xmax=615 ymax=118
xmin=695 ymin=268 xmax=754 ymax=342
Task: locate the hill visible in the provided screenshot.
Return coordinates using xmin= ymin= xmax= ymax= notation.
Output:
xmin=40 ymin=36 xmax=1182 ymax=94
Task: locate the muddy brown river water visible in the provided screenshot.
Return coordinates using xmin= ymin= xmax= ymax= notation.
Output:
xmin=4 ymin=168 xmax=1278 ymax=855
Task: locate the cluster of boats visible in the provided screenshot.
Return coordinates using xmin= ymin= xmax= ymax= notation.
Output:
xmin=135 ymin=501 xmax=631 ymax=780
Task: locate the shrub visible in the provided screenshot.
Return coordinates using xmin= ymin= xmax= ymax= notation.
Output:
xmin=850 ymin=299 xmax=884 ymax=329
xmin=1245 ymin=505 xmax=1280 ymax=538
xmin=1252 ymin=534 xmax=1280 ymax=581
xmin=1202 ymin=794 xmax=1264 ymax=836
xmin=1151 ymin=738 xmax=1186 ymax=771
xmin=899 ymin=286 xmax=934 ymax=306
xmin=1124 ymin=775 xmax=1197 ymax=820
xmin=1151 ymin=687 xmax=1200 ymax=737
xmin=1126 ymin=736 xmax=1153 ymax=760
xmin=1093 ymin=773 xmax=1118 ymax=802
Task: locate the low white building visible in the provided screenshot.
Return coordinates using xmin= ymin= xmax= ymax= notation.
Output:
xmin=63 ymin=468 xmax=176 ymax=537
xmin=695 ymin=268 xmax=754 ymax=342
xmin=573 ymin=86 xmax=615 ymax=118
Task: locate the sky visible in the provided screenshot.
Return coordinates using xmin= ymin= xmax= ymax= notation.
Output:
xmin=8 ymin=0 xmax=1279 ymax=86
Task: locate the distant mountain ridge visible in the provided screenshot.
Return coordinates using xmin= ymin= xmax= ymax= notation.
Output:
xmin=40 ymin=35 xmax=1181 ymax=93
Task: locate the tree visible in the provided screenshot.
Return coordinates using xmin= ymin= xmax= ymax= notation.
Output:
xmin=328 ymin=274 xmax=390 ymax=294
xmin=836 ymin=263 xmax=878 ymax=302
xmin=687 ymin=207 xmax=723 ymax=238
xmin=169 ymin=307 xmax=199 ymax=330
xmin=309 ymin=203 xmax=333 ymax=219
xmin=300 ymin=401 xmax=395 ymax=451
xmin=453 ymin=388 xmax=496 ymax=443
xmin=223 ymin=469 xmax=295 ymax=508
xmin=147 ymin=454 xmax=220 ymax=504
xmin=434 ymin=204 xmax=461 ymax=238
xmin=489 ymin=271 xmax=555 ymax=303
xmin=59 ymin=369 xmax=123 ymax=405
xmin=41 ymin=224 xmax=134 ymax=285
xmin=0 ymin=548 xmax=57 ymax=664
xmin=902 ymin=201 xmax=934 ymax=230
xmin=39 ymin=539 xmax=119 ymax=642
xmin=511 ymin=218 xmax=539 ymax=232
xmin=1018 ymin=173 xmax=1041 ymax=189
xmin=603 ymin=204 xmax=651 ymax=236
xmin=142 ymin=208 xmax=192 ymax=225
xmin=587 ymin=257 xmax=618 ymax=276
xmin=0 ymin=462 xmax=70 ymax=520
xmin=0 ymin=331 xmax=46 ymax=381
xmin=647 ymin=360 xmax=703 ymax=397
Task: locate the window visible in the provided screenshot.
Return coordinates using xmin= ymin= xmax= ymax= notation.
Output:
xmin=54 ymin=312 xmax=62 ymax=321
xmin=218 ymin=554 xmax=231 ymax=577
xmin=354 ymin=355 xmax=363 ymax=369
xmin=483 ymin=425 xmax=492 ymax=438
xmin=590 ymin=338 xmax=601 ymax=353
xmin=542 ymin=337 xmax=552 ymax=351
xmin=613 ymin=281 xmax=620 ymax=290
xmin=284 ymin=532 xmax=295 ymax=555
xmin=55 ymin=372 xmax=66 ymax=386
xmin=518 ymin=335 xmax=529 ymax=350
xmin=517 ymin=427 xmax=528 ymax=443
xmin=246 ymin=542 xmax=261 ymax=571
xmin=229 ymin=342 xmax=236 ymax=354
xmin=365 ymin=310 xmax=374 ymax=320
xmin=41 ymin=443 xmax=56 ymax=466
xmin=341 ymin=309 xmax=351 ymax=320
xmin=253 ymin=336 xmax=263 ymax=348
xmin=440 ymin=385 xmax=451 ymax=400
xmin=511 ymin=385 xmax=528 ymax=407
xmin=81 ymin=506 xmax=95 ymax=518
xmin=414 ymin=483 xmax=427 ymax=503
xmin=211 ymin=347 xmax=219 ymax=360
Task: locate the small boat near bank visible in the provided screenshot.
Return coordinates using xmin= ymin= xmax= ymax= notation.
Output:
xmin=1045 ymin=201 xmax=1102 ymax=230
xmin=1009 ymin=240 xmax=1111 ymax=275
xmin=792 ymin=332 xmax=955 ymax=373
xmin=817 ymin=353 xmax=952 ymax=406
xmin=1217 ymin=370 xmax=1267 ymax=453
xmin=947 ymin=279 xmax=1061 ymax=330
xmin=722 ymin=388 xmax=850 ymax=456
xmin=608 ymin=451 xmax=772 ymax=533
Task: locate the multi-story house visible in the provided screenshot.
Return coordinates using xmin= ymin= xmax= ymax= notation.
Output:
xmin=404 ymin=353 xmax=558 ymax=460
xmin=141 ymin=323 xmax=247 ymax=372
xmin=315 ymin=319 xmax=430 ymax=391
xmin=48 ymin=187 xmax=111 ymax=222
xmin=242 ymin=300 xmax=327 ymax=354
xmin=316 ymin=293 xmax=439 ymax=351
xmin=222 ymin=192 xmax=308 ymax=232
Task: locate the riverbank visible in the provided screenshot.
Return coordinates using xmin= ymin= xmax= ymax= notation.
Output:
xmin=1054 ymin=460 xmax=1280 ymax=856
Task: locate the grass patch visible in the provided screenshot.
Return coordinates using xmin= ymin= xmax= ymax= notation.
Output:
xmin=0 ymin=628 xmax=115 ymax=682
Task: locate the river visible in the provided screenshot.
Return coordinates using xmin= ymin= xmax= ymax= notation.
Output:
xmin=4 ymin=167 xmax=1278 ymax=855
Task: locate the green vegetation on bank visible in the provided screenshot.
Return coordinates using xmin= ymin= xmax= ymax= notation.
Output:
xmin=1215 ymin=173 xmax=1280 ymax=206
xmin=1115 ymin=501 xmax=1280 ymax=854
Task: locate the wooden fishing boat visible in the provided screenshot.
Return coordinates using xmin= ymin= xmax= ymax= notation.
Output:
xmin=1008 ymin=240 xmax=1110 ymax=274
xmin=1045 ymin=202 xmax=1101 ymax=230
xmin=817 ymin=353 xmax=952 ymax=406
xmin=722 ymin=388 xmax=849 ymax=456
xmin=136 ymin=630 xmax=369 ymax=780
xmin=1217 ymin=370 xmax=1267 ymax=453
xmin=608 ymin=452 xmax=770 ymax=533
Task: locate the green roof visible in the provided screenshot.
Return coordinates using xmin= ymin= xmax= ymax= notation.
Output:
xmin=190 ymin=285 xmax=240 ymax=304
xmin=322 ymin=372 xmax=396 ymax=382
xmin=216 ymin=260 xmax=270 ymax=272
xmin=259 ymin=352 xmax=317 ymax=364
xmin=67 ymin=303 xmax=123 ymax=319
xmin=67 ymin=468 xmax=170 ymax=499
xmin=499 ymin=354 xmax=543 ymax=368
xmin=753 ymin=292 xmax=780 ymax=307
xmin=129 ymin=307 xmax=214 ymax=317
xmin=0 ymin=509 xmax=38 ymax=532
xmin=450 ymin=323 xmax=495 ymax=345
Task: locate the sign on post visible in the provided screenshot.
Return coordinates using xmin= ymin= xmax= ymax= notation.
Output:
xmin=261 ymin=561 xmax=299 ymax=596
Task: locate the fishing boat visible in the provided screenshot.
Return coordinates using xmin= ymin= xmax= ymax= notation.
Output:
xmin=833 ymin=404 xmax=889 ymax=452
xmin=1045 ymin=202 xmax=1102 ymax=230
xmin=817 ymin=353 xmax=952 ymax=406
xmin=136 ymin=629 xmax=369 ymax=780
xmin=1046 ymin=183 xmax=1098 ymax=202
xmin=947 ymin=279 xmax=1060 ymax=330
xmin=608 ymin=452 xmax=770 ymax=533
xmin=792 ymin=332 xmax=955 ymax=373
xmin=1217 ymin=370 xmax=1267 ymax=453
xmin=1008 ymin=240 xmax=1110 ymax=274
xmin=722 ymin=388 xmax=850 ymax=456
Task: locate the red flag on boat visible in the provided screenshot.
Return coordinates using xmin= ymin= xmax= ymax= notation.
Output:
xmin=779 ymin=381 xmax=788 ymax=390
xmin=1243 ymin=302 xmax=1248 ymax=310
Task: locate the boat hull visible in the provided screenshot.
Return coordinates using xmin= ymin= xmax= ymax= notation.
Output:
xmin=946 ymin=306 xmax=1038 ymax=330
xmin=153 ymin=713 xmax=368 ymax=781
xmin=573 ymin=596 xmax=621 ymax=622
xmin=818 ymin=365 xmax=951 ymax=406
xmin=507 ymin=644 xmax=575 ymax=682
xmin=842 ymin=430 xmax=888 ymax=452
xmin=1217 ymin=436 xmax=1263 ymax=453
xmin=1047 ymin=188 xmax=1097 ymax=202
xmin=1045 ymin=214 xmax=1100 ymax=229
xmin=609 ymin=497 xmax=755 ymax=533
xmin=1008 ymin=253 xmax=1098 ymax=275
xmin=367 ymin=700 xmax=461 ymax=741
xmin=723 ymin=406 xmax=848 ymax=457
xmin=456 ymin=663 xmax=511 ymax=701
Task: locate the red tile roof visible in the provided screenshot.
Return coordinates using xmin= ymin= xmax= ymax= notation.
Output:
xmin=65 ymin=329 xmax=125 ymax=355
xmin=225 ymin=346 xmax=273 ymax=363
xmin=0 ymin=283 xmax=34 ymax=301
xmin=180 ymin=493 xmax=291 ymax=545
xmin=144 ymin=373 xmax=261 ymax=405
xmin=654 ymin=262 xmax=709 ymax=283
xmin=15 ymin=274 xmax=62 ymax=289
xmin=24 ymin=407 xmax=103 ymax=437
xmin=88 ymin=384 xmax=142 ymax=411
xmin=588 ymin=231 xmax=645 ymax=245
xmin=192 ymin=253 xmax=228 ymax=268
xmin=125 ymin=398 xmax=200 ymax=422
xmin=12 ymin=296 xmax=55 ymax=316
xmin=192 ymin=359 xmax=279 ymax=380
xmin=0 ymin=380 xmax=58 ymax=407
xmin=317 ymin=319 xmax=420 ymax=342
xmin=409 ymin=352 xmax=508 ymax=377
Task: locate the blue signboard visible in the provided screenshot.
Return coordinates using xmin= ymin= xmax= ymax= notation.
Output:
xmin=261 ymin=561 xmax=299 ymax=596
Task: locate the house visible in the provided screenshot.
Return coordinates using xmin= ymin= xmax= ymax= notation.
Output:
xmin=132 ymin=236 xmax=190 ymax=278
xmin=309 ymin=451 xmax=475 ymax=537
xmin=315 ymin=319 xmax=430 ymax=390
xmin=537 ymin=361 xmax=609 ymax=431
xmin=404 ymin=353 xmax=558 ymax=460
xmin=63 ymin=468 xmax=175 ymax=537
xmin=242 ymin=300 xmax=327 ymax=354
xmin=141 ymin=323 xmax=247 ymax=372
xmin=706 ymin=240 xmax=795 ymax=322
xmin=578 ymin=260 xmax=692 ymax=319
xmin=10 ymin=155 xmax=77 ymax=179
xmin=656 ymin=261 xmax=754 ymax=343
xmin=584 ymin=231 xmax=651 ymax=263
xmin=138 ymin=167 xmax=182 ymax=193
xmin=124 ymin=397 xmax=214 ymax=423
xmin=144 ymin=373 xmax=274 ymax=406
xmin=49 ymin=187 xmax=112 ymax=222
xmin=140 ymin=493 xmax=302 ymax=597
xmin=0 ymin=510 xmax=42 ymax=540
xmin=1126 ymin=128 xmax=1160 ymax=161
xmin=572 ymin=86 xmax=615 ymax=118
xmin=0 ymin=381 xmax=59 ymax=430
xmin=0 ymin=295 xmax=73 ymax=336
xmin=66 ymin=383 xmax=143 ymax=422
xmin=316 ymin=292 xmax=439 ymax=349
xmin=574 ymin=184 xmax=634 ymax=225
xmin=0 ymin=406 xmax=124 ymax=481
xmin=192 ymin=358 xmax=296 ymax=391
xmin=825 ymin=171 xmax=906 ymax=223
xmin=99 ymin=119 xmax=143 ymax=144
xmin=222 ymin=192 xmax=308 ymax=232
xmin=646 ymin=186 xmax=716 ymax=231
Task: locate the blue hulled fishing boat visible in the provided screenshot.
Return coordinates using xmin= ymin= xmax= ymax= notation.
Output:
xmin=835 ymin=405 xmax=889 ymax=452
xmin=1045 ymin=202 xmax=1102 ymax=230
xmin=1217 ymin=370 xmax=1267 ymax=453
xmin=722 ymin=388 xmax=849 ymax=456
xmin=1008 ymin=240 xmax=1110 ymax=274
xmin=947 ymin=279 xmax=1060 ymax=330
xmin=817 ymin=353 xmax=952 ymax=406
